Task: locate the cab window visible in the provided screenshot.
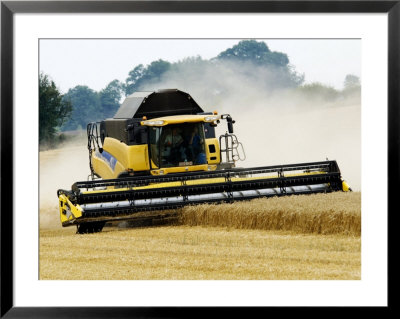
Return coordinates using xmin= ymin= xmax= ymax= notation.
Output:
xmin=150 ymin=122 xmax=207 ymax=168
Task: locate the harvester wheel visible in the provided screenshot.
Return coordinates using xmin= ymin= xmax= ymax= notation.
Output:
xmin=76 ymin=221 xmax=105 ymax=234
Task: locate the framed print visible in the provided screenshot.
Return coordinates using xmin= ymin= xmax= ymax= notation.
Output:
xmin=1 ymin=0 xmax=396 ymax=317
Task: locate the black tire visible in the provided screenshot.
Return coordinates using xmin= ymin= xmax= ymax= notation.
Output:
xmin=76 ymin=221 xmax=105 ymax=234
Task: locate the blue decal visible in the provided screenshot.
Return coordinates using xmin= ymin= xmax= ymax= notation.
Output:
xmin=96 ymin=150 xmax=117 ymax=171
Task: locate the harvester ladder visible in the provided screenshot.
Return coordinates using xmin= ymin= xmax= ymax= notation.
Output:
xmin=219 ymin=133 xmax=246 ymax=165
xmin=87 ymin=122 xmax=102 ymax=181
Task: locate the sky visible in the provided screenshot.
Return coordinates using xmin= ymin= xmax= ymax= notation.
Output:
xmin=39 ymin=39 xmax=361 ymax=94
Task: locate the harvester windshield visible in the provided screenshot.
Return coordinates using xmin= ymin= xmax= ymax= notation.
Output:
xmin=149 ymin=122 xmax=207 ymax=168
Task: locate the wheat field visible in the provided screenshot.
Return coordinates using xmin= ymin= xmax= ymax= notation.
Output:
xmin=179 ymin=192 xmax=361 ymax=236
xmin=40 ymin=192 xmax=361 ymax=280
xmin=40 ymin=225 xmax=360 ymax=280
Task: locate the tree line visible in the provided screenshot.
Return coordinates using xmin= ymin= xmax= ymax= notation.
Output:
xmin=39 ymin=40 xmax=360 ymax=145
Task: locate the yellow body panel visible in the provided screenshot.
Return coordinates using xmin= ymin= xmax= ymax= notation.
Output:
xmin=205 ymin=138 xmax=221 ymax=164
xmin=92 ymin=152 xmax=117 ymax=179
xmin=92 ymin=137 xmax=150 ymax=178
xmin=102 ymin=137 xmax=149 ymax=171
xmin=141 ymin=114 xmax=218 ymax=126
xmin=150 ymin=164 xmax=209 ymax=175
xmin=59 ymin=194 xmax=83 ymax=224
xmin=114 ymin=162 xmax=125 ymax=177
xmin=342 ymin=180 xmax=351 ymax=192
xmin=150 ymin=159 xmax=159 ymax=169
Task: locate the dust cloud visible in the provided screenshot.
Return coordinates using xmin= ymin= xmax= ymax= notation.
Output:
xmin=143 ymin=59 xmax=361 ymax=191
xmin=230 ymin=102 xmax=361 ymax=191
xmin=40 ymin=134 xmax=89 ymax=229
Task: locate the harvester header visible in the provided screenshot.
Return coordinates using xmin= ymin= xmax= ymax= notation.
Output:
xmin=57 ymin=89 xmax=351 ymax=233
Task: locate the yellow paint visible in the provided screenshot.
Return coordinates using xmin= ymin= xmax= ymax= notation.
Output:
xmin=92 ymin=138 xmax=150 ymax=178
xmin=342 ymin=180 xmax=351 ymax=192
xmin=82 ymin=170 xmax=327 ymax=195
xmin=114 ymin=161 xmax=126 ymax=177
xmin=91 ymin=151 xmax=115 ymax=180
xmin=150 ymin=164 xmax=209 ymax=175
xmin=141 ymin=114 xmax=217 ymax=126
xmin=205 ymin=138 xmax=221 ymax=164
xmin=102 ymin=137 xmax=149 ymax=172
xmin=59 ymin=194 xmax=83 ymax=224
xmin=150 ymin=159 xmax=159 ymax=169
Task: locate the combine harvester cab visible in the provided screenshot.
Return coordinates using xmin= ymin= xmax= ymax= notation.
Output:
xmin=57 ymin=89 xmax=351 ymax=233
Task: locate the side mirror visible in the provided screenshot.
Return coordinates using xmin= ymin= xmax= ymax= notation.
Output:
xmin=227 ymin=115 xmax=234 ymax=133
xmin=227 ymin=121 xmax=234 ymax=134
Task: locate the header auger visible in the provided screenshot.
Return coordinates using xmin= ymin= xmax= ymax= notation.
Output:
xmin=57 ymin=89 xmax=351 ymax=233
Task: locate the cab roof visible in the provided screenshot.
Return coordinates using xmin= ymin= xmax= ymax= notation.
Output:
xmin=113 ymin=89 xmax=204 ymax=120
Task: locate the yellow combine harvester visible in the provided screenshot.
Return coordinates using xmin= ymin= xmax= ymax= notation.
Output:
xmin=57 ymin=89 xmax=351 ymax=233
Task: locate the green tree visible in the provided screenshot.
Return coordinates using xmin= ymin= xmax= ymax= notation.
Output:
xmin=342 ymin=74 xmax=361 ymax=100
xmin=62 ymin=85 xmax=101 ymax=131
xmin=344 ymin=74 xmax=360 ymax=90
xmin=124 ymin=64 xmax=145 ymax=96
xmin=125 ymin=59 xmax=171 ymax=95
xmin=100 ymin=79 xmax=123 ymax=118
xmin=297 ymin=82 xmax=339 ymax=102
xmin=39 ymin=73 xmax=72 ymax=143
xmin=216 ymin=40 xmax=303 ymax=88
xmin=217 ymin=40 xmax=289 ymax=67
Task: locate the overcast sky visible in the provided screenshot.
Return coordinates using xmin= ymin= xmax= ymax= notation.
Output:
xmin=39 ymin=39 xmax=361 ymax=93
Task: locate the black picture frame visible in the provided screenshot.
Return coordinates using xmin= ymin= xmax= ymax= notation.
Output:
xmin=1 ymin=1 xmax=395 ymax=317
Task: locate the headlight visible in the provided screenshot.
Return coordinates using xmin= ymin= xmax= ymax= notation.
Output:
xmin=142 ymin=120 xmax=165 ymax=126
xmin=204 ymin=115 xmax=220 ymax=122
